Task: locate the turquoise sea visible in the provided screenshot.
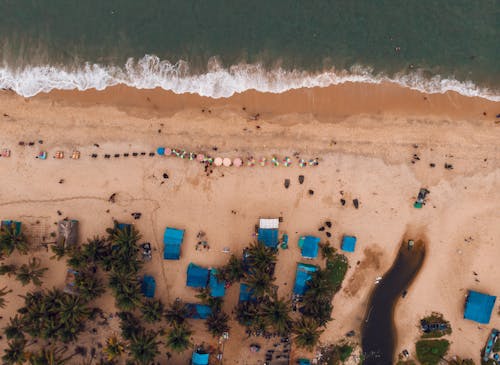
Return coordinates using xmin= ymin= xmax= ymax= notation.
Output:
xmin=0 ymin=0 xmax=498 ymax=99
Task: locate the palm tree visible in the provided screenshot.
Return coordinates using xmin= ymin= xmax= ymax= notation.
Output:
xmin=74 ymin=270 xmax=105 ymax=302
xmin=304 ymin=269 xmax=333 ymax=300
xmin=104 ymin=336 xmax=125 ymax=362
xmin=4 ymin=315 xmax=24 ymax=340
xmin=165 ymin=324 xmax=192 ymax=353
xmin=246 ymin=241 xmax=277 ymax=272
xmin=195 ymin=288 xmax=223 ymax=311
xmin=140 ymin=299 xmax=165 ymax=323
xmin=205 ymin=311 xmax=230 ymax=338
xmin=27 ymin=347 xmax=74 ymax=365
xmin=15 ymin=258 xmax=48 ymax=286
xmin=0 ymin=286 xmax=12 ymax=308
xmin=165 ymin=300 xmax=188 ymax=326
xmin=0 ymin=263 xmax=18 ymax=277
xmin=260 ymin=296 xmax=292 ymax=336
xmin=117 ymin=312 xmax=143 ymax=341
xmin=2 ymin=339 xmax=26 ymax=365
xmin=293 ymin=317 xmax=324 ymax=351
xmin=82 ymin=236 xmax=110 ymax=264
xmin=0 ymin=223 xmax=29 ymax=257
xmin=109 ymin=271 xmax=142 ymax=311
xmin=50 ymin=243 xmax=66 ymax=261
xmin=244 ymin=268 xmax=274 ymax=298
xmin=129 ymin=330 xmax=160 ymax=365
xmin=219 ymin=254 xmax=244 ymax=283
xmin=319 ymin=242 xmax=336 ymax=260
xmin=300 ymin=299 xmax=332 ymax=326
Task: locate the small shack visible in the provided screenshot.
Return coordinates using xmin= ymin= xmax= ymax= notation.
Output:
xmin=141 ymin=275 xmax=156 ymax=298
xmin=209 ymin=269 xmax=225 ymax=297
xmin=293 ymin=263 xmax=318 ymax=295
xmin=57 ymin=219 xmax=79 ymax=248
xmin=186 ymin=263 xmax=210 ymax=288
xmin=298 ymin=236 xmax=320 ymax=259
xmin=258 ymin=218 xmax=279 ymax=248
xmin=191 ymin=350 xmax=209 ymax=365
xmin=464 ymin=290 xmax=497 ymax=324
xmin=239 ymin=283 xmax=255 ymax=302
xmin=163 ymin=227 xmax=184 ymax=260
xmin=0 ymin=220 xmax=21 ymax=234
xmin=186 ymin=303 xmax=212 ymax=319
xmin=341 ymin=235 xmax=357 ymax=253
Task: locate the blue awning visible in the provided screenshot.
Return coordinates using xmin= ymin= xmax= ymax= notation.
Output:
xmin=464 ymin=290 xmax=496 ymax=324
xmin=239 ymin=283 xmax=255 ymax=302
xmin=192 ymin=352 xmax=209 ymax=365
xmin=341 ymin=235 xmax=357 ymax=252
xmin=293 ymin=263 xmax=318 ymax=295
xmin=164 ymin=227 xmax=184 ymax=260
xmin=187 ymin=263 xmax=209 ymax=288
xmin=209 ymin=269 xmax=225 ymax=297
xmin=1 ymin=220 xmax=22 ymax=234
xmin=258 ymin=228 xmax=279 ymax=248
xmin=299 ymin=236 xmax=320 ymax=259
xmin=186 ymin=303 xmax=212 ymax=319
xmin=141 ymin=275 xmax=156 ymax=298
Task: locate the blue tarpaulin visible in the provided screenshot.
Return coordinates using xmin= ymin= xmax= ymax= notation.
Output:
xmin=298 ymin=360 xmax=311 ymax=365
xmin=464 ymin=290 xmax=497 ymax=324
xmin=341 ymin=235 xmax=357 ymax=252
xmin=1 ymin=220 xmax=22 ymax=234
xmin=157 ymin=147 xmax=165 ymax=155
xmin=187 ymin=263 xmax=209 ymax=288
xmin=192 ymin=351 xmax=209 ymax=365
xmin=293 ymin=263 xmax=318 ymax=295
xmin=299 ymin=236 xmax=320 ymax=259
xmin=141 ymin=275 xmax=156 ymax=298
xmin=186 ymin=303 xmax=212 ymax=319
xmin=239 ymin=283 xmax=255 ymax=302
xmin=258 ymin=228 xmax=279 ymax=248
xmin=164 ymin=227 xmax=184 ymax=260
xmin=209 ymin=269 xmax=225 ymax=297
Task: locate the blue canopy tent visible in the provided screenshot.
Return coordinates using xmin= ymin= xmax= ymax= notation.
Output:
xmin=209 ymin=269 xmax=225 ymax=297
xmin=163 ymin=227 xmax=184 ymax=260
xmin=187 ymin=263 xmax=210 ymax=288
xmin=258 ymin=228 xmax=279 ymax=248
xmin=464 ymin=290 xmax=497 ymax=324
xmin=239 ymin=283 xmax=255 ymax=302
xmin=186 ymin=303 xmax=212 ymax=319
xmin=298 ymin=360 xmax=311 ymax=365
xmin=298 ymin=236 xmax=320 ymax=259
xmin=293 ymin=263 xmax=318 ymax=295
xmin=192 ymin=351 xmax=209 ymax=365
xmin=141 ymin=275 xmax=156 ymax=298
xmin=156 ymin=147 xmax=165 ymax=156
xmin=341 ymin=235 xmax=357 ymax=252
xmin=1 ymin=220 xmax=22 ymax=234
xmin=117 ymin=223 xmax=132 ymax=233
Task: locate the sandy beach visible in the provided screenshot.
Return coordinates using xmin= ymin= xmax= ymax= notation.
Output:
xmin=0 ymin=82 xmax=499 ymax=364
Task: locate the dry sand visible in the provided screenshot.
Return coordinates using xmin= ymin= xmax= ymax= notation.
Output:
xmin=0 ymin=82 xmax=499 ymax=364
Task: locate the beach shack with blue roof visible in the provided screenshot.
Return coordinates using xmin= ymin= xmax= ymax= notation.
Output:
xmin=164 ymin=227 xmax=184 ymax=260
xmin=187 ymin=263 xmax=210 ymax=288
xmin=191 ymin=351 xmax=209 ymax=365
xmin=239 ymin=283 xmax=255 ymax=302
xmin=186 ymin=303 xmax=212 ymax=319
xmin=258 ymin=218 xmax=279 ymax=248
xmin=341 ymin=235 xmax=357 ymax=253
xmin=298 ymin=236 xmax=320 ymax=259
xmin=1 ymin=220 xmax=22 ymax=234
xmin=209 ymin=269 xmax=225 ymax=297
xmin=293 ymin=263 xmax=318 ymax=295
xmin=464 ymin=290 xmax=497 ymax=324
xmin=298 ymin=360 xmax=311 ymax=365
xmin=141 ymin=275 xmax=156 ymax=298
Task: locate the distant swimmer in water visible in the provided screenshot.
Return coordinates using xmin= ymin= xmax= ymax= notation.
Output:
xmin=395 ymin=46 xmax=401 ymax=53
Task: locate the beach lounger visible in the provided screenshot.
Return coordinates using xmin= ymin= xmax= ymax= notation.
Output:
xmin=1 ymin=149 xmax=11 ymax=157
xmin=54 ymin=151 xmax=64 ymax=159
xmin=71 ymin=150 xmax=80 ymax=159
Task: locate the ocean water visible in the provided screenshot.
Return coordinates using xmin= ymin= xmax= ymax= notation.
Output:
xmin=0 ymin=0 xmax=498 ymax=99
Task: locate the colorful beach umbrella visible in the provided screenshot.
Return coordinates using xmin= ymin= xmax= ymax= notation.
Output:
xmin=156 ymin=147 xmax=165 ymax=156
xmin=172 ymin=149 xmax=180 ymax=157
xmin=233 ymin=158 xmax=242 ymax=167
xmin=283 ymin=156 xmax=292 ymax=167
xmin=247 ymin=157 xmax=256 ymax=167
xmin=223 ymin=157 xmax=232 ymax=167
xmin=299 ymin=158 xmax=307 ymax=167
xmin=259 ymin=157 xmax=268 ymax=167
xmin=180 ymin=150 xmax=187 ymax=159
xmin=189 ymin=152 xmax=196 ymax=160
xmin=165 ymin=148 xmax=172 ymax=156
xmin=197 ymin=153 xmax=205 ymax=162
xmin=214 ymin=157 xmax=223 ymax=166
xmin=271 ymin=156 xmax=280 ymax=166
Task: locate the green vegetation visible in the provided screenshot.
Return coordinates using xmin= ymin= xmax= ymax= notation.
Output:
xmin=2 ymin=339 xmax=26 ymax=365
xmin=292 ymin=317 xmax=324 ymax=351
xmin=448 ymin=358 xmax=474 ymax=365
xmin=325 ymin=254 xmax=349 ymax=293
xmin=218 ymin=254 xmax=245 ymax=283
xmin=420 ymin=312 xmax=452 ymax=338
xmin=165 ymin=323 xmax=192 ymax=353
xmin=128 ymin=330 xmax=160 ymax=365
xmin=140 ymin=299 xmax=165 ymax=323
xmin=396 ymin=361 xmax=417 ymax=365
xmin=165 ymin=300 xmax=188 ymax=326
xmin=493 ymin=339 xmax=500 ymax=352
xmin=415 ymin=339 xmax=450 ymax=365
xmin=205 ymin=311 xmax=230 ymax=337
xmin=320 ymin=342 xmax=355 ymax=364
xmin=104 ymin=336 xmax=125 ymax=362
xmin=15 ymin=258 xmax=48 ymax=286
xmin=0 ymin=286 xmax=12 ymax=308
xmin=0 ymin=223 xmax=29 ymax=257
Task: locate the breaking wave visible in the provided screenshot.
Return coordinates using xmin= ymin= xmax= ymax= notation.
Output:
xmin=0 ymin=55 xmax=499 ymax=101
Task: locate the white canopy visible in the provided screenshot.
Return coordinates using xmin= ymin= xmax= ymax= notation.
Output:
xmin=259 ymin=218 xmax=279 ymax=229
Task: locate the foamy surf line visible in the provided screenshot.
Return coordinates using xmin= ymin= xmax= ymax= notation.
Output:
xmin=1 ymin=55 xmax=499 ymax=101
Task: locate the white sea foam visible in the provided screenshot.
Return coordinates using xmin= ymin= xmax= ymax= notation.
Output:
xmin=0 ymin=55 xmax=498 ymax=101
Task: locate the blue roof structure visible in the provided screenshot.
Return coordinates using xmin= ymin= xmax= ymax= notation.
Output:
xmin=163 ymin=227 xmax=184 ymax=260
xmin=187 ymin=263 xmax=209 ymax=288
xmin=298 ymin=236 xmax=320 ymax=259
xmin=341 ymin=235 xmax=357 ymax=253
xmin=209 ymin=269 xmax=225 ymax=297
xmin=186 ymin=303 xmax=212 ymax=319
xmin=192 ymin=351 xmax=209 ymax=365
xmin=293 ymin=263 xmax=318 ymax=295
xmin=298 ymin=360 xmax=311 ymax=365
xmin=239 ymin=283 xmax=256 ymax=302
xmin=141 ymin=275 xmax=156 ymax=298
xmin=258 ymin=228 xmax=279 ymax=248
xmin=464 ymin=290 xmax=497 ymax=324
xmin=1 ymin=220 xmax=22 ymax=234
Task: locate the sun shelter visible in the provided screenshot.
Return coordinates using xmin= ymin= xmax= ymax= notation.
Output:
xmin=0 ymin=220 xmax=21 ymax=234
xmin=191 ymin=351 xmax=209 ymax=365
xmin=258 ymin=218 xmax=279 ymax=248
xmin=57 ymin=219 xmax=79 ymax=248
xmin=163 ymin=227 xmax=184 ymax=260
xmin=239 ymin=283 xmax=255 ymax=302
xmin=464 ymin=290 xmax=497 ymax=324
xmin=341 ymin=235 xmax=357 ymax=253
xmin=298 ymin=236 xmax=320 ymax=259
xmin=298 ymin=360 xmax=311 ymax=365
xmin=293 ymin=263 xmax=318 ymax=295
xmin=186 ymin=263 xmax=210 ymax=288
xmin=141 ymin=275 xmax=156 ymax=298
xmin=209 ymin=269 xmax=225 ymax=297
xmin=186 ymin=303 xmax=212 ymax=319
